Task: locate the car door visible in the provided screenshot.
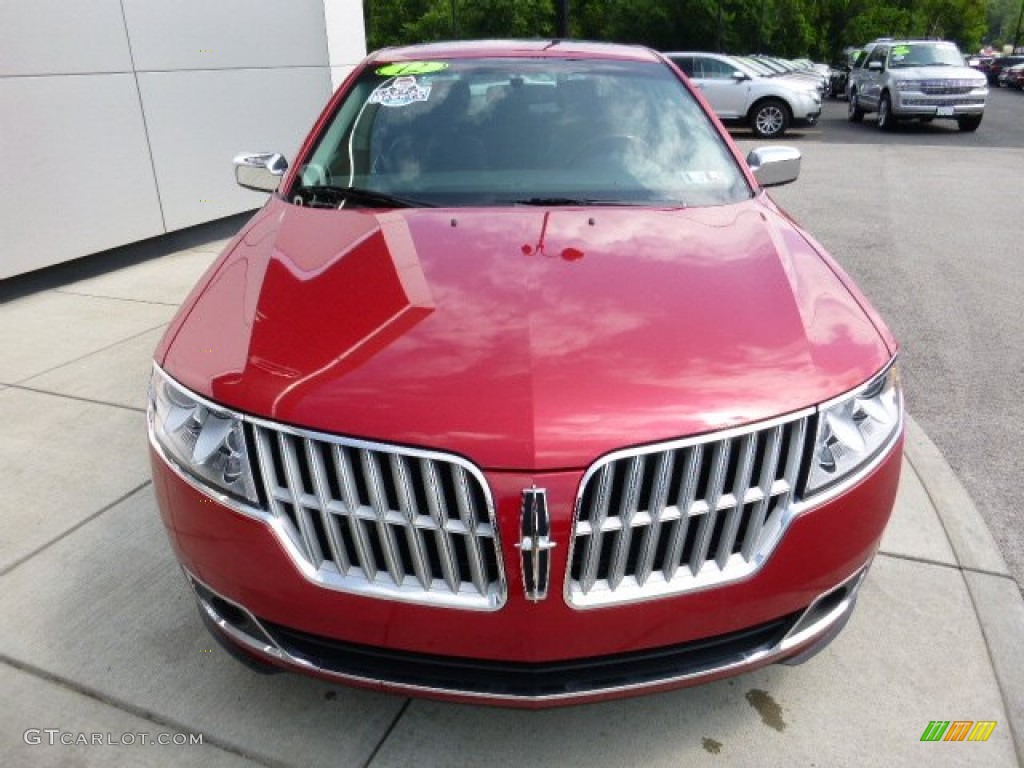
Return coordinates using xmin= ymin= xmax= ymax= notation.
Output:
xmin=859 ymin=45 xmax=888 ymax=108
xmin=692 ymin=56 xmax=749 ymax=119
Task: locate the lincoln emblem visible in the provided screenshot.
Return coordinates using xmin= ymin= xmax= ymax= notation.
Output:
xmin=516 ymin=487 xmax=556 ymax=601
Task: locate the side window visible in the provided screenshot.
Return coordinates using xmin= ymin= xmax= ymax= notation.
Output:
xmin=702 ymin=58 xmax=734 ymax=80
xmin=671 ymin=57 xmax=695 ymax=77
xmin=866 ymin=46 xmax=887 ymax=70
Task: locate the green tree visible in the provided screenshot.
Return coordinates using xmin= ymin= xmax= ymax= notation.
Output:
xmin=363 ymin=0 xmax=1013 ymax=62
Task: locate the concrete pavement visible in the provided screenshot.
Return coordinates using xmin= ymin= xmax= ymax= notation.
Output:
xmin=1 ymin=216 xmax=1021 ymax=767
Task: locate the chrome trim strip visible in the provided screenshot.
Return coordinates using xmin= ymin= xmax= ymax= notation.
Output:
xmin=741 ymin=425 xmax=782 ymax=559
xmin=663 ymin=443 xmax=701 ymax=582
xmin=634 ymin=450 xmax=674 ymax=586
xmin=149 ymin=364 xmax=506 ymax=611
xmin=780 ymin=565 xmax=869 ymax=652
xmin=609 ymin=456 xmax=645 ymax=590
xmin=188 ymin=564 xmax=868 ymax=704
xmin=184 ymin=569 xmax=287 ymax=662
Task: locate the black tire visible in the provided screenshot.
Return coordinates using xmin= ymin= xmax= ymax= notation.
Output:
xmin=877 ymin=92 xmax=896 ymax=131
xmin=958 ymin=114 xmax=983 ymax=132
xmin=848 ymin=91 xmax=864 ymax=123
xmin=749 ymin=98 xmax=790 ymax=138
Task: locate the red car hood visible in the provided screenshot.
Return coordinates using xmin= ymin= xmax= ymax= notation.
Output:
xmin=162 ymin=196 xmax=892 ymax=471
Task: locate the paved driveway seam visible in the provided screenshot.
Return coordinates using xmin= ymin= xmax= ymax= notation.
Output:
xmin=0 ymin=655 xmax=282 ymax=768
xmin=362 ymin=700 xmax=411 ymax=768
xmin=1 ymin=383 xmax=147 ymax=413
xmin=55 ymin=288 xmax=182 ymax=307
xmin=0 ymin=481 xmax=151 ymax=579
xmin=8 ymin=320 xmax=170 ymax=386
xmin=877 ymin=550 xmax=1017 ymax=580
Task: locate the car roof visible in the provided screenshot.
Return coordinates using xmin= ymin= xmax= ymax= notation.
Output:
xmin=372 ymin=39 xmax=662 ymax=63
xmin=664 ymin=51 xmax=731 ymax=58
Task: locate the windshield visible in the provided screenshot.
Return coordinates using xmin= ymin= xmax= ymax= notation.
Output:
xmin=293 ymin=58 xmax=751 ymax=208
xmin=889 ymin=43 xmax=964 ymax=68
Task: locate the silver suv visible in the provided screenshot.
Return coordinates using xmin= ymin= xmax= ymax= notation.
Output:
xmin=847 ymin=39 xmax=988 ymax=132
xmin=666 ymin=52 xmax=822 ymax=138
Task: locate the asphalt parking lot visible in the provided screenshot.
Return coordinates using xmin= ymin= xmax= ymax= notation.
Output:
xmin=731 ymin=85 xmax=1024 ymax=148
xmin=1 ymin=94 xmax=1022 ymax=767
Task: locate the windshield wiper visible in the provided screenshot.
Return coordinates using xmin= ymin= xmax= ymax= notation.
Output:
xmin=294 ymin=185 xmax=434 ymax=209
xmin=514 ymin=197 xmax=646 ymax=207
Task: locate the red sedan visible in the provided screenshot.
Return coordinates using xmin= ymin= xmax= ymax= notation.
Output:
xmin=149 ymin=40 xmax=903 ymax=706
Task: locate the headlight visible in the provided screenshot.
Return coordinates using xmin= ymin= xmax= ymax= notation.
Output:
xmin=893 ymin=80 xmax=917 ymax=91
xmin=148 ymin=367 xmax=258 ymax=504
xmin=805 ymin=362 xmax=902 ymax=496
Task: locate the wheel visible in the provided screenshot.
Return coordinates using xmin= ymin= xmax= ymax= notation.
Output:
xmin=877 ymin=92 xmax=896 ymax=130
xmin=567 ymin=134 xmax=648 ymax=168
xmin=847 ymin=91 xmax=864 ymax=122
xmin=749 ymin=99 xmax=789 ymax=138
xmin=958 ymin=114 xmax=983 ymax=132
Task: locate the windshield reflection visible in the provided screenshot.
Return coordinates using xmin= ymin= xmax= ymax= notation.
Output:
xmin=296 ymin=58 xmax=752 ymax=209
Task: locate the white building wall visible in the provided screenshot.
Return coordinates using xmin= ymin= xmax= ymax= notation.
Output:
xmin=0 ymin=1 xmax=366 ymax=280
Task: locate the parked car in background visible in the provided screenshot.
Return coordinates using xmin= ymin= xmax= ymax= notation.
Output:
xmin=828 ymin=50 xmax=865 ymax=99
xmin=751 ymin=54 xmax=827 ymax=94
xmin=987 ymin=55 xmax=1024 ymax=85
xmin=848 ymin=39 xmax=988 ymax=131
xmin=792 ymin=57 xmax=832 ymax=88
xmin=1003 ymin=62 xmax=1024 ymax=90
xmin=149 ymin=39 xmax=903 ymax=707
xmin=667 ymin=52 xmax=822 ymax=137
xmin=967 ymin=55 xmax=994 ymax=76
xmin=738 ymin=55 xmax=826 ymax=96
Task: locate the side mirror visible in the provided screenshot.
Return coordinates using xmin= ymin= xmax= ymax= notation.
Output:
xmin=732 ymin=71 xmax=750 ymax=81
xmin=867 ymin=61 xmax=883 ymax=72
xmin=747 ymin=146 xmax=801 ymax=188
xmin=234 ymin=152 xmax=288 ymax=192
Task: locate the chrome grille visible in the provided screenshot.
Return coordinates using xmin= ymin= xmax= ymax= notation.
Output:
xmin=252 ymin=423 xmax=505 ymax=610
xmin=568 ymin=412 xmax=811 ymax=608
xmin=918 ymin=80 xmax=979 ymax=95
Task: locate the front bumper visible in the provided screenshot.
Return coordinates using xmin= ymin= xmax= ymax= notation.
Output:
xmin=789 ymin=91 xmax=822 ymax=124
xmin=151 ymin=426 xmax=902 ymax=706
xmin=186 ymin=563 xmax=869 ymax=706
xmin=795 ymin=109 xmax=820 ymax=128
xmin=892 ymin=93 xmax=986 ymax=118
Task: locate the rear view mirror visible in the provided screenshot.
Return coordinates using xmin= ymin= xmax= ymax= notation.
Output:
xmin=234 ymin=153 xmax=288 ymax=192
xmin=732 ymin=71 xmax=750 ymax=81
xmin=747 ymin=146 xmax=801 ymax=187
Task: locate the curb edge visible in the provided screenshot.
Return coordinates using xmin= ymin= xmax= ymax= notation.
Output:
xmin=904 ymin=414 xmax=1023 ymax=763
